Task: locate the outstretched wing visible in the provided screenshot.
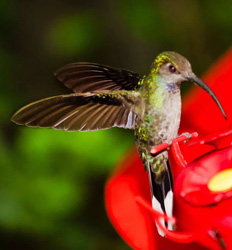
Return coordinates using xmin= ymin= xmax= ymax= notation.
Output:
xmin=11 ymin=92 xmax=138 ymax=131
xmin=54 ymin=63 xmax=143 ymax=93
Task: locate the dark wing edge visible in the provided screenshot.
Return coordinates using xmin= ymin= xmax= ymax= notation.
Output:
xmin=11 ymin=92 xmax=138 ymax=131
xmin=54 ymin=62 xmax=143 ymax=93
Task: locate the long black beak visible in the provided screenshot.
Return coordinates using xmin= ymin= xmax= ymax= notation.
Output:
xmin=186 ymin=75 xmax=227 ymax=120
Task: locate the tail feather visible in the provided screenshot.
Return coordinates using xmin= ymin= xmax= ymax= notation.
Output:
xmin=147 ymin=159 xmax=174 ymax=236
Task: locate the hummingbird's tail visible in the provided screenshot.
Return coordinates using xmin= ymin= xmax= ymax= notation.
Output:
xmin=147 ymin=158 xmax=174 ymax=236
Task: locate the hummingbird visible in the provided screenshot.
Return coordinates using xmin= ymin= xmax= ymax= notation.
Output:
xmin=11 ymin=51 xmax=227 ymax=234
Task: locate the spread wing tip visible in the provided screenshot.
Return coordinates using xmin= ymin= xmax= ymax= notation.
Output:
xmin=54 ymin=62 xmax=143 ymax=93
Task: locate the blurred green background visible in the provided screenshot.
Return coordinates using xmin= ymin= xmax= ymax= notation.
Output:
xmin=1 ymin=0 xmax=232 ymax=249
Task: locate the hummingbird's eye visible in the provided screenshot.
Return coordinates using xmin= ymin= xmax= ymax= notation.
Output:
xmin=169 ymin=65 xmax=176 ymax=73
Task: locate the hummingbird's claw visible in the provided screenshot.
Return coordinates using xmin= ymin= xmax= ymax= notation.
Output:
xmin=179 ymin=132 xmax=192 ymax=143
xmin=165 ymin=140 xmax=173 ymax=147
xmin=150 ymin=132 xmax=198 ymax=155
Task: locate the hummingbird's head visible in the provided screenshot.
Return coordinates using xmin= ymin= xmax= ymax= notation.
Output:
xmin=151 ymin=51 xmax=194 ymax=84
xmin=151 ymin=51 xmax=227 ymax=120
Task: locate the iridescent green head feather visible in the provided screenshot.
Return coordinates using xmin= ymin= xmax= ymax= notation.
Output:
xmin=151 ymin=51 xmax=192 ymax=78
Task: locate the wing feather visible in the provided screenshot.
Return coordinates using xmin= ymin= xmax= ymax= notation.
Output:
xmin=55 ymin=63 xmax=143 ymax=93
xmin=12 ymin=92 xmax=138 ymax=131
xmin=81 ymin=105 xmax=108 ymax=131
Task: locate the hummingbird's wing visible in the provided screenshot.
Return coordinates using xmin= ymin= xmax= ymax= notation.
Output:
xmin=11 ymin=92 xmax=138 ymax=131
xmin=54 ymin=63 xmax=143 ymax=93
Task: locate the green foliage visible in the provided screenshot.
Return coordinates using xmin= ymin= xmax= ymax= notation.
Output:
xmin=116 ymin=0 xmax=167 ymax=43
xmin=0 ymin=125 xmax=133 ymax=249
xmin=1 ymin=0 xmax=232 ymax=249
xmin=46 ymin=13 xmax=102 ymax=56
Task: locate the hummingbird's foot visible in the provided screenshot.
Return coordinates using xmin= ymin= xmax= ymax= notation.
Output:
xmin=179 ymin=132 xmax=192 ymax=143
xmin=165 ymin=139 xmax=172 ymax=149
